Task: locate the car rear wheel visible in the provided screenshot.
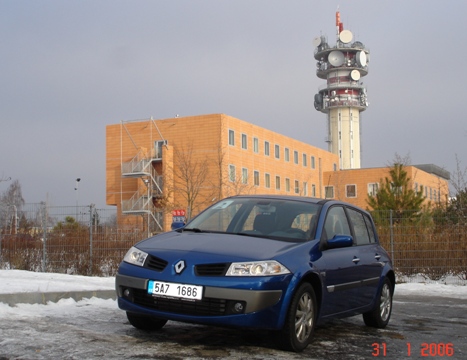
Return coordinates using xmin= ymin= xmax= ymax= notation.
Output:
xmin=126 ymin=312 xmax=168 ymax=331
xmin=363 ymin=277 xmax=393 ymax=328
xmin=277 ymin=283 xmax=316 ymax=352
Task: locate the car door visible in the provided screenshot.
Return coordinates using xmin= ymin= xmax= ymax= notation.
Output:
xmin=320 ymin=205 xmax=363 ymax=316
xmin=345 ymin=207 xmax=384 ymax=306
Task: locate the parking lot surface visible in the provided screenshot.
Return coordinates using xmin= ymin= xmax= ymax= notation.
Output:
xmin=0 ymin=291 xmax=466 ymax=359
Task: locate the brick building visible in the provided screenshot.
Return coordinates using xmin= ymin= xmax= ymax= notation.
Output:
xmin=106 ymin=114 xmax=450 ymax=233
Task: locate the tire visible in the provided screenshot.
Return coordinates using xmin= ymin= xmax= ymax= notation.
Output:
xmin=363 ymin=277 xmax=393 ymax=328
xmin=276 ymin=283 xmax=317 ymax=352
xmin=126 ymin=312 xmax=168 ymax=331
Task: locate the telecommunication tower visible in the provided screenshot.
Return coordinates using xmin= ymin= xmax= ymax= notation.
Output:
xmin=314 ymin=11 xmax=369 ymax=170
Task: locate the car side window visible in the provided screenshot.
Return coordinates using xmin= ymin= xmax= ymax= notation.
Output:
xmin=323 ymin=206 xmax=351 ymax=240
xmin=347 ymin=208 xmax=371 ymax=245
xmin=363 ymin=214 xmax=377 ymax=243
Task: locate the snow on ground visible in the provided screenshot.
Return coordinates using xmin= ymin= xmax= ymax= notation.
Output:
xmin=0 ymin=270 xmax=465 ymax=319
xmin=0 ymin=269 xmax=115 ymax=294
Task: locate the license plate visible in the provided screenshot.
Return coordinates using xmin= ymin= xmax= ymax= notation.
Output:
xmin=147 ymin=280 xmax=203 ymax=300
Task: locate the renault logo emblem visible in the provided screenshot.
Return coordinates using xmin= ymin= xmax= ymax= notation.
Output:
xmin=174 ymin=260 xmax=186 ymax=274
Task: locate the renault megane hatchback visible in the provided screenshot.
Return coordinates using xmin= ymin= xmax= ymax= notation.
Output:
xmin=116 ymin=195 xmax=394 ymax=352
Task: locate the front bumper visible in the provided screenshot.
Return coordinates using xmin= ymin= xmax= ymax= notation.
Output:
xmin=116 ymin=273 xmax=286 ymax=329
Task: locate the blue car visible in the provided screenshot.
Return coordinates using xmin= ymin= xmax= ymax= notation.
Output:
xmin=116 ymin=195 xmax=394 ymax=352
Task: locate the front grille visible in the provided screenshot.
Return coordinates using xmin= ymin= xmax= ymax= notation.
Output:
xmin=132 ymin=288 xmax=227 ymax=316
xmin=145 ymin=255 xmax=168 ymax=271
xmin=195 ymin=263 xmax=230 ymax=276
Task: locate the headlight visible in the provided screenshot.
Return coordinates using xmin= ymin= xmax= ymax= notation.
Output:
xmin=226 ymin=260 xmax=290 ymax=276
xmin=123 ymin=246 xmax=148 ymax=267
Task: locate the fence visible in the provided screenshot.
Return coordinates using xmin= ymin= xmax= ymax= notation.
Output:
xmin=0 ymin=204 xmax=466 ymax=284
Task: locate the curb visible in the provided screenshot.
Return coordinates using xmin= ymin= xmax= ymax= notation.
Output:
xmin=0 ymin=290 xmax=116 ymax=307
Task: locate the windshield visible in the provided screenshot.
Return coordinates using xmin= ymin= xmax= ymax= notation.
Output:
xmin=184 ymin=198 xmax=322 ymax=241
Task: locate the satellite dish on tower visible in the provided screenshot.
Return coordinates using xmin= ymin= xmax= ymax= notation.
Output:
xmin=313 ymin=36 xmax=322 ymax=47
xmin=328 ymin=50 xmax=344 ymax=66
xmin=339 ymin=30 xmax=353 ymax=43
xmin=350 ymin=69 xmax=361 ymax=81
xmin=356 ymin=51 xmax=367 ymax=67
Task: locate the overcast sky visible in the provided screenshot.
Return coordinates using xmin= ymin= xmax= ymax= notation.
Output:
xmin=1 ymin=1 xmax=466 ymax=208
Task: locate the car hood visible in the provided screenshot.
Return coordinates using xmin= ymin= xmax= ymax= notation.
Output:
xmin=136 ymin=231 xmax=303 ymax=262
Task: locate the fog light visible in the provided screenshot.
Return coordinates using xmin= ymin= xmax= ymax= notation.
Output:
xmin=123 ymin=288 xmax=130 ymax=298
xmin=234 ymin=302 xmax=244 ymax=313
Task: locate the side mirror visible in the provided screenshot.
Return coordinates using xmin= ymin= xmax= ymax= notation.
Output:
xmin=326 ymin=235 xmax=353 ymax=249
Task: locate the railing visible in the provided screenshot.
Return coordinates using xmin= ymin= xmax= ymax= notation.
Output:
xmin=121 ymin=149 xmax=147 ymax=175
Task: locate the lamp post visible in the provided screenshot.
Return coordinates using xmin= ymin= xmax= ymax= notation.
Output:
xmin=75 ymin=178 xmax=81 ymax=220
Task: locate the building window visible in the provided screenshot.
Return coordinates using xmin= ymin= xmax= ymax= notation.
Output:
xmin=333 ymin=163 xmax=337 ymax=171
xmin=275 ymin=144 xmax=280 ymax=159
xmin=241 ymin=134 xmax=247 ymax=150
xmin=294 ymin=180 xmax=300 ymax=194
xmin=302 ymin=154 xmax=307 ymax=167
xmin=303 ymin=182 xmax=308 ymax=196
xmin=242 ymin=168 xmax=248 ymax=184
xmin=229 ymin=164 xmax=236 ymax=182
xmin=294 ymin=150 xmax=299 ymax=164
xmin=286 ymin=178 xmax=290 ymax=192
xmin=311 ymin=184 xmax=316 ymax=197
xmin=264 ymin=141 xmax=270 ymax=156
xmin=325 ymin=186 xmax=334 ymax=199
xmin=346 ymin=184 xmax=357 ymax=198
xmin=311 ymin=156 xmax=316 ymax=169
xmin=254 ymin=170 xmax=260 ymax=186
xmin=275 ymin=176 xmax=281 ymax=190
xmin=265 ymin=173 xmax=271 ymax=188
xmin=368 ymin=183 xmax=378 ymax=196
xmin=253 ymin=137 xmax=259 ymax=153
xmin=285 ymin=148 xmax=290 ymax=162
xmin=228 ymin=130 xmax=235 ymax=146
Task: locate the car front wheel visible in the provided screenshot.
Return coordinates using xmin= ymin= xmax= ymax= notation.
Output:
xmin=126 ymin=312 xmax=168 ymax=331
xmin=363 ymin=277 xmax=393 ymax=328
xmin=277 ymin=283 xmax=317 ymax=352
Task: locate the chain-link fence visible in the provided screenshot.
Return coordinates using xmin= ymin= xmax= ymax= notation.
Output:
xmin=372 ymin=210 xmax=467 ymax=285
xmin=1 ymin=204 xmax=466 ymax=284
xmin=0 ymin=203 xmax=142 ymax=276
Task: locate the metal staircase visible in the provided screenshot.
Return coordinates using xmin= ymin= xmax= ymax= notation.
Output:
xmin=121 ymin=149 xmax=164 ymax=233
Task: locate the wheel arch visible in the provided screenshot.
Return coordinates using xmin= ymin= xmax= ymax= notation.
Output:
xmin=295 ymin=271 xmax=323 ymax=317
xmin=276 ymin=270 xmax=323 ymax=329
xmin=385 ymin=269 xmax=396 ymax=293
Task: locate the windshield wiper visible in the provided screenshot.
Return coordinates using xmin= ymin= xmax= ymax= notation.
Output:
xmin=234 ymin=232 xmax=264 ymax=237
xmin=182 ymin=228 xmax=205 ymax=233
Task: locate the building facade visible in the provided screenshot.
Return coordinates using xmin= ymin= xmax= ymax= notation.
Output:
xmin=106 ymin=114 xmax=450 ymax=233
xmin=322 ymin=165 xmax=450 ymax=210
xmin=106 ymin=114 xmax=339 ymax=232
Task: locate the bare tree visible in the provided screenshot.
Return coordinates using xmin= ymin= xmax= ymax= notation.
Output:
xmin=0 ymin=174 xmax=11 ymax=183
xmin=450 ymin=154 xmax=467 ymax=195
xmin=172 ymin=143 xmax=209 ymax=220
xmin=0 ymin=179 xmax=25 ymax=233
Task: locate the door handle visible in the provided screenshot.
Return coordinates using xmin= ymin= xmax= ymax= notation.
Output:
xmin=375 ymin=254 xmax=381 ymax=260
xmin=352 ymin=257 xmax=360 ymax=263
